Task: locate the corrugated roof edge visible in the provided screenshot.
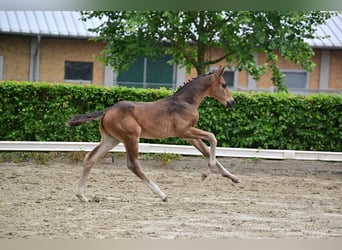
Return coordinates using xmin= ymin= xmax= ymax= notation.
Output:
xmin=0 ymin=11 xmax=342 ymax=48
xmin=0 ymin=11 xmax=101 ymax=38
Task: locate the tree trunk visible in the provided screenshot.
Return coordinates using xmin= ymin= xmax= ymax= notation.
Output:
xmin=195 ymin=12 xmax=208 ymax=77
xmin=195 ymin=64 xmax=206 ymax=77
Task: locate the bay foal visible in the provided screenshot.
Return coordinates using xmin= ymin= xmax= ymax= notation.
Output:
xmin=66 ymin=66 xmax=240 ymax=202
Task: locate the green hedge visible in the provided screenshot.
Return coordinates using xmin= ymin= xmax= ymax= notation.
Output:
xmin=0 ymin=81 xmax=341 ymax=152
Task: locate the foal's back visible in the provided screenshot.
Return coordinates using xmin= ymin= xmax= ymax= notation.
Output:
xmin=102 ymin=96 xmax=198 ymax=140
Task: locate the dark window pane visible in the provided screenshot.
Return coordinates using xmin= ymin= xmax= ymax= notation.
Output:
xmin=222 ymin=71 xmax=234 ymax=87
xmin=117 ymin=57 xmax=144 ymax=88
xmin=116 ymin=56 xmax=174 ymax=89
xmin=283 ymin=72 xmax=307 ymax=89
xmin=64 ymin=61 xmax=93 ymax=81
xmin=146 ymin=55 xmax=173 ymax=88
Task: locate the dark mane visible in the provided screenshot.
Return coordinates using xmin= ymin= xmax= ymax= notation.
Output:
xmin=173 ymin=71 xmax=214 ymax=96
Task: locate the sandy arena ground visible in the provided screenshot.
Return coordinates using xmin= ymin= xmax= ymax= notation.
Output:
xmin=0 ymin=155 xmax=341 ymax=239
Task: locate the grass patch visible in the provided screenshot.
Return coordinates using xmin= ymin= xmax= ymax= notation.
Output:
xmin=141 ymin=153 xmax=182 ymax=165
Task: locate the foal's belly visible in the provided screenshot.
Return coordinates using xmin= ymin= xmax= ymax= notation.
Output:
xmin=139 ymin=125 xmax=178 ymax=139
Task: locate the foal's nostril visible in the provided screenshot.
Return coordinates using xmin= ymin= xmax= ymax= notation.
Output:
xmin=226 ymin=99 xmax=235 ymax=108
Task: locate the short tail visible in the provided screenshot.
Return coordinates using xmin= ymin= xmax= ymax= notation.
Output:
xmin=66 ymin=110 xmax=105 ymax=127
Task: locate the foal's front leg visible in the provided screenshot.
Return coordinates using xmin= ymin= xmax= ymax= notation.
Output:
xmin=184 ymin=127 xmax=217 ymax=166
xmin=183 ymin=127 xmax=218 ymax=177
xmin=187 ymin=138 xmax=240 ymax=183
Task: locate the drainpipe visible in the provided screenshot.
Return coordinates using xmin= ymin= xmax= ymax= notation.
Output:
xmin=104 ymin=65 xmax=115 ymax=87
xmin=0 ymin=55 xmax=3 ymax=81
xmin=319 ymin=50 xmax=330 ymax=91
xmin=29 ymin=34 xmax=41 ymax=82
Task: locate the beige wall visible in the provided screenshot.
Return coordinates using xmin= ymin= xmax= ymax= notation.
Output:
xmin=39 ymin=37 xmax=105 ymax=84
xmin=256 ymin=50 xmax=322 ymax=90
xmin=0 ymin=35 xmax=105 ymax=84
xmin=184 ymin=48 xmax=341 ymax=90
xmin=184 ymin=47 xmax=250 ymax=89
xmin=329 ymin=50 xmax=342 ymax=89
xmin=0 ymin=35 xmax=30 ymax=81
xmin=0 ymin=34 xmax=341 ymax=90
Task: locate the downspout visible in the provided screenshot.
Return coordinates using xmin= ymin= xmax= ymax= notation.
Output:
xmin=319 ymin=50 xmax=330 ymax=91
xmin=29 ymin=34 xmax=41 ymax=82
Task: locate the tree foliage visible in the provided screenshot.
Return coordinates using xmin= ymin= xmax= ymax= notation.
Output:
xmin=81 ymin=11 xmax=337 ymax=92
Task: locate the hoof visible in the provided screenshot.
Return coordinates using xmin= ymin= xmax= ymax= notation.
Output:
xmin=162 ymin=196 xmax=168 ymax=202
xmin=76 ymin=193 xmax=89 ymax=202
xmin=232 ymin=178 xmax=241 ymax=183
xmin=90 ymin=196 xmax=101 ymax=203
xmin=201 ymin=173 xmax=208 ymax=181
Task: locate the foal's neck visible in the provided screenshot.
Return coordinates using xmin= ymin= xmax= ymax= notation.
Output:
xmin=172 ymin=77 xmax=210 ymax=107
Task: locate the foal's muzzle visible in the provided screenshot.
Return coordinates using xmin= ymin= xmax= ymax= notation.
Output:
xmin=226 ymin=99 xmax=235 ymax=108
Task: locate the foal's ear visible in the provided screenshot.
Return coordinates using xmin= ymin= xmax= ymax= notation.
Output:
xmin=214 ymin=66 xmax=225 ymax=76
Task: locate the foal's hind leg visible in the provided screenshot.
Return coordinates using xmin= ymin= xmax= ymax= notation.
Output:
xmin=124 ymin=140 xmax=167 ymax=201
xmin=187 ymin=139 xmax=240 ymax=183
xmin=76 ymin=134 xmax=120 ymax=202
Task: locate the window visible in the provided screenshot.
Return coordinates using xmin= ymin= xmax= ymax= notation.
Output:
xmin=282 ymin=71 xmax=308 ymax=90
xmin=210 ymin=67 xmax=236 ymax=88
xmin=222 ymin=70 xmax=235 ymax=88
xmin=64 ymin=61 xmax=93 ymax=83
xmin=117 ymin=57 xmax=144 ymax=88
xmin=116 ymin=55 xmax=175 ymax=89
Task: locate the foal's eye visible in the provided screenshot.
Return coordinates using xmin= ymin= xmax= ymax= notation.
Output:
xmin=221 ymin=84 xmax=227 ymax=89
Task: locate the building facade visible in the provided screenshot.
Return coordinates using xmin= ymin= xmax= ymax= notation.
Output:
xmin=0 ymin=11 xmax=341 ymax=93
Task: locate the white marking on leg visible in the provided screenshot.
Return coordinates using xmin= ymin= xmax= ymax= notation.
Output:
xmin=76 ymin=177 xmax=89 ymax=202
xmin=146 ymin=181 xmax=167 ymax=201
xmin=208 ymin=134 xmax=217 ymax=167
xmin=75 ymin=163 xmax=92 ymax=202
xmin=216 ymin=160 xmax=240 ymax=183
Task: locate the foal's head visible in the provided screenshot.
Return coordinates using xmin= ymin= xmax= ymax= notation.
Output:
xmin=207 ymin=66 xmax=235 ymax=108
